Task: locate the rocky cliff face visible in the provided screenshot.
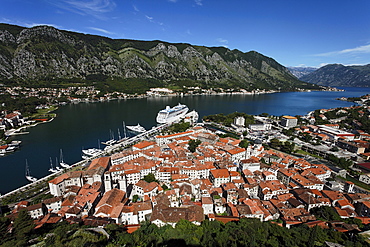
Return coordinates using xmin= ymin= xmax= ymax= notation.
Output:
xmin=0 ymin=23 xmax=318 ymax=91
xmin=287 ymin=67 xmax=317 ymax=79
xmin=301 ymin=64 xmax=370 ymax=87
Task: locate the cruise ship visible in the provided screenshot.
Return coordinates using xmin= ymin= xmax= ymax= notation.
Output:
xmin=156 ymin=103 xmax=189 ymax=124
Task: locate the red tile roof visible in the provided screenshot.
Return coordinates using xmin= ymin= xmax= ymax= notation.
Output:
xmin=211 ymin=169 xmax=229 ymax=178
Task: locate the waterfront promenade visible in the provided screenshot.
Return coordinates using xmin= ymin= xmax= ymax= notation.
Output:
xmin=0 ymin=123 xmax=170 ymax=201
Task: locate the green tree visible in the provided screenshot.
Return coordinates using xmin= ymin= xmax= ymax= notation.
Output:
xmin=283 ymin=127 xmax=295 ymax=136
xmin=282 ymin=141 xmax=295 ymax=154
xmin=200 ymin=220 xmax=223 ymax=247
xmin=239 ymin=139 xmax=249 ymax=149
xmin=0 ymin=217 xmax=10 ymax=244
xmin=169 ymin=121 xmax=190 ymax=133
xmin=143 ymin=173 xmax=157 ymax=183
xmin=132 ymin=194 xmax=139 ymax=202
xmin=188 ymin=139 xmax=201 ymax=153
xmin=270 ymin=138 xmax=281 ymax=149
xmin=173 ymin=219 xmax=203 ymax=246
xmin=330 ymin=146 xmax=339 ymax=152
xmin=161 ymin=184 xmax=169 ymax=191
xmin=327 ymin=154 xmax=353 ymax=170
xmin=310 ymin=206 xmax=341 ymax=221
xmin=13 ymin=209 xmax=35 ymax=240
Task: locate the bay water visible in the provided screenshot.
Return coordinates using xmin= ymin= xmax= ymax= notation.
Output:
xmin=1 ymin=87 xmax=370 ymax=194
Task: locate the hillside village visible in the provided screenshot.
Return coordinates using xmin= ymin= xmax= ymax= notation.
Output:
xmin=6 ymin=101 xmax=370 ymax=234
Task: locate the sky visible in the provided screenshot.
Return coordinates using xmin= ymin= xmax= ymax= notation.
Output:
xmin=1 ymin=0 xmax=370 ymax=68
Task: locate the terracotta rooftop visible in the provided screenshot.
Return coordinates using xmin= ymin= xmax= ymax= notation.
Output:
xmin=133 ymin=141 xmax=157 ymax=150
xmin=210 ymin=168 xmax=229 ymax=178
xmin=96 ymin=188 xmax=125 ymax=208
xmin=150 ymin=204 xmax=204 ymax=223
xmin=88 ymin=156 xmax=110 ymax=170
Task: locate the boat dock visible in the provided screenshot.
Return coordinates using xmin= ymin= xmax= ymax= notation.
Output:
xmin=0 ymin=123 xmax=171 ymax=200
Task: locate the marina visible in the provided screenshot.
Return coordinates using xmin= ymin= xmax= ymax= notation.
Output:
xmin=0 ymin=121 xmax=171 ymax=200
xmin=1 ymin=88 xmax=370 ymax=195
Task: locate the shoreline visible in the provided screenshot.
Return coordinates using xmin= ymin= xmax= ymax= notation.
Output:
xmin=0 ymin=86 xmax=348 ymax=153
xmin=1 ymin=109 xmax=57 ymax=156
xmin=0 ymin=87 xmax=366 ymax=200
xmin=0 ymin=122 xmax=170 ymax=202
xmin=5 ymin=117 xmax=55 ymax=137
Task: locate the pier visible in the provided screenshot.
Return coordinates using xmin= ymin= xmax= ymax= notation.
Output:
xmin=0 ymin=123 xmax=171 ymax=201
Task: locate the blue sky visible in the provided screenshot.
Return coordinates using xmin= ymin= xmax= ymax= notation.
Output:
xmin=1 ymin=0 xmax=369 ymax=68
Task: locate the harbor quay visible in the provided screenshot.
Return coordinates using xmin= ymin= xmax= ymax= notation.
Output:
xmin=0 ymin=123 xmax=171 ymax=201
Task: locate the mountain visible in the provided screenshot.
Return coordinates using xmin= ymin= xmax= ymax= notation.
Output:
xmin=0 ymin=23 xmax=320 ymax=93
xmin=287 ymin=67 xmax=317 ymax=79
xmin=301 ymin=64 xmax=370 ymax=87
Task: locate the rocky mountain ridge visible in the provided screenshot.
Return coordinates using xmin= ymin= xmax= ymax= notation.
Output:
xmin=287 ymin=66 xmax=317 ymax=79
xmin=0 ymin=23 xmax=319 ymax=92
xmin=301 ymin=64 xmax=370 ymax=87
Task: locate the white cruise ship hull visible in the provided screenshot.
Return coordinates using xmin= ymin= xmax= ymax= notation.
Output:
xmin=156 ymin=103 xmax=189 ymax=124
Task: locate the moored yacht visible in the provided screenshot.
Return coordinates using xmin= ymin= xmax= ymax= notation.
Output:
xmin=59 ymin=149 xmax=70 ymax=168
xmin=126 ymin=123 xmax=146 ymax=133
xmin=82 ymin=148 xmax=102 ymax=159
xmin=25 ymin=160 xmax=37 ymax=183
xmin=48 ymin=157 xmax=58 ymax=173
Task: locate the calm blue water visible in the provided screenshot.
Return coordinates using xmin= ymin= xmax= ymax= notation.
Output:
xmin=0 ymin=87 xmax=369 ymax=194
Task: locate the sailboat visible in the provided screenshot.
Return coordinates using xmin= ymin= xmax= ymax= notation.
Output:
xmin=25 ymin=160 xmax=37 ymax=183
xmin=103 ymin=129 xmax=116 ymax=146
xmin=59 ymin=149 xmax=70 ymax=168
xmin=117 ymin=128 xmax=122 ymax=140
xmin=123 ymin=121 xmax=128 ymax=139
xmin=55 ymin=157 xmax=63 ymax=171
xmin=48 ymin=157 xmax=58 ymax=173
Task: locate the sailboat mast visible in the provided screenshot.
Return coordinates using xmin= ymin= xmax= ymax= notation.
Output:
xmin=60 ymin=149 xmax=63 ymax=163
xmin=118 ymin=128 xmax=122 ymax=140
xmin=123 ymin=121 xmax=127 ymax=139
xmin=25 ymin=159 xmax=28 ymax=176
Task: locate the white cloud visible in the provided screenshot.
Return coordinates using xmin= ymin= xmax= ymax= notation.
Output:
xmin=195 ymin=0 xmax=203 ymax=6
xmin=168 ymin=0 xmax=178 ymax=2
xmin=48 ymin=0 xmax=116 ymax=19
xmin=0 ymin=18 xmax=12 ymax=23
xmin=216 ymin=38 xmax=229 ymax=47
xmin=66 ymin=0 xmax=116 ymax=13
xmin=133 ymin=4 xmax=139 ymax=12
xmin=88 ymin=27 xmax=114 ymax=35
xmin=145 ymin=15 xmax=164 ymax=27
xmin=129 ymin=6 xmax=165 ymax=28
xmin=315 ymin=44 xmax=370 ymax=57
xmin=217 ymin=38 xmax=228 ymax=44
